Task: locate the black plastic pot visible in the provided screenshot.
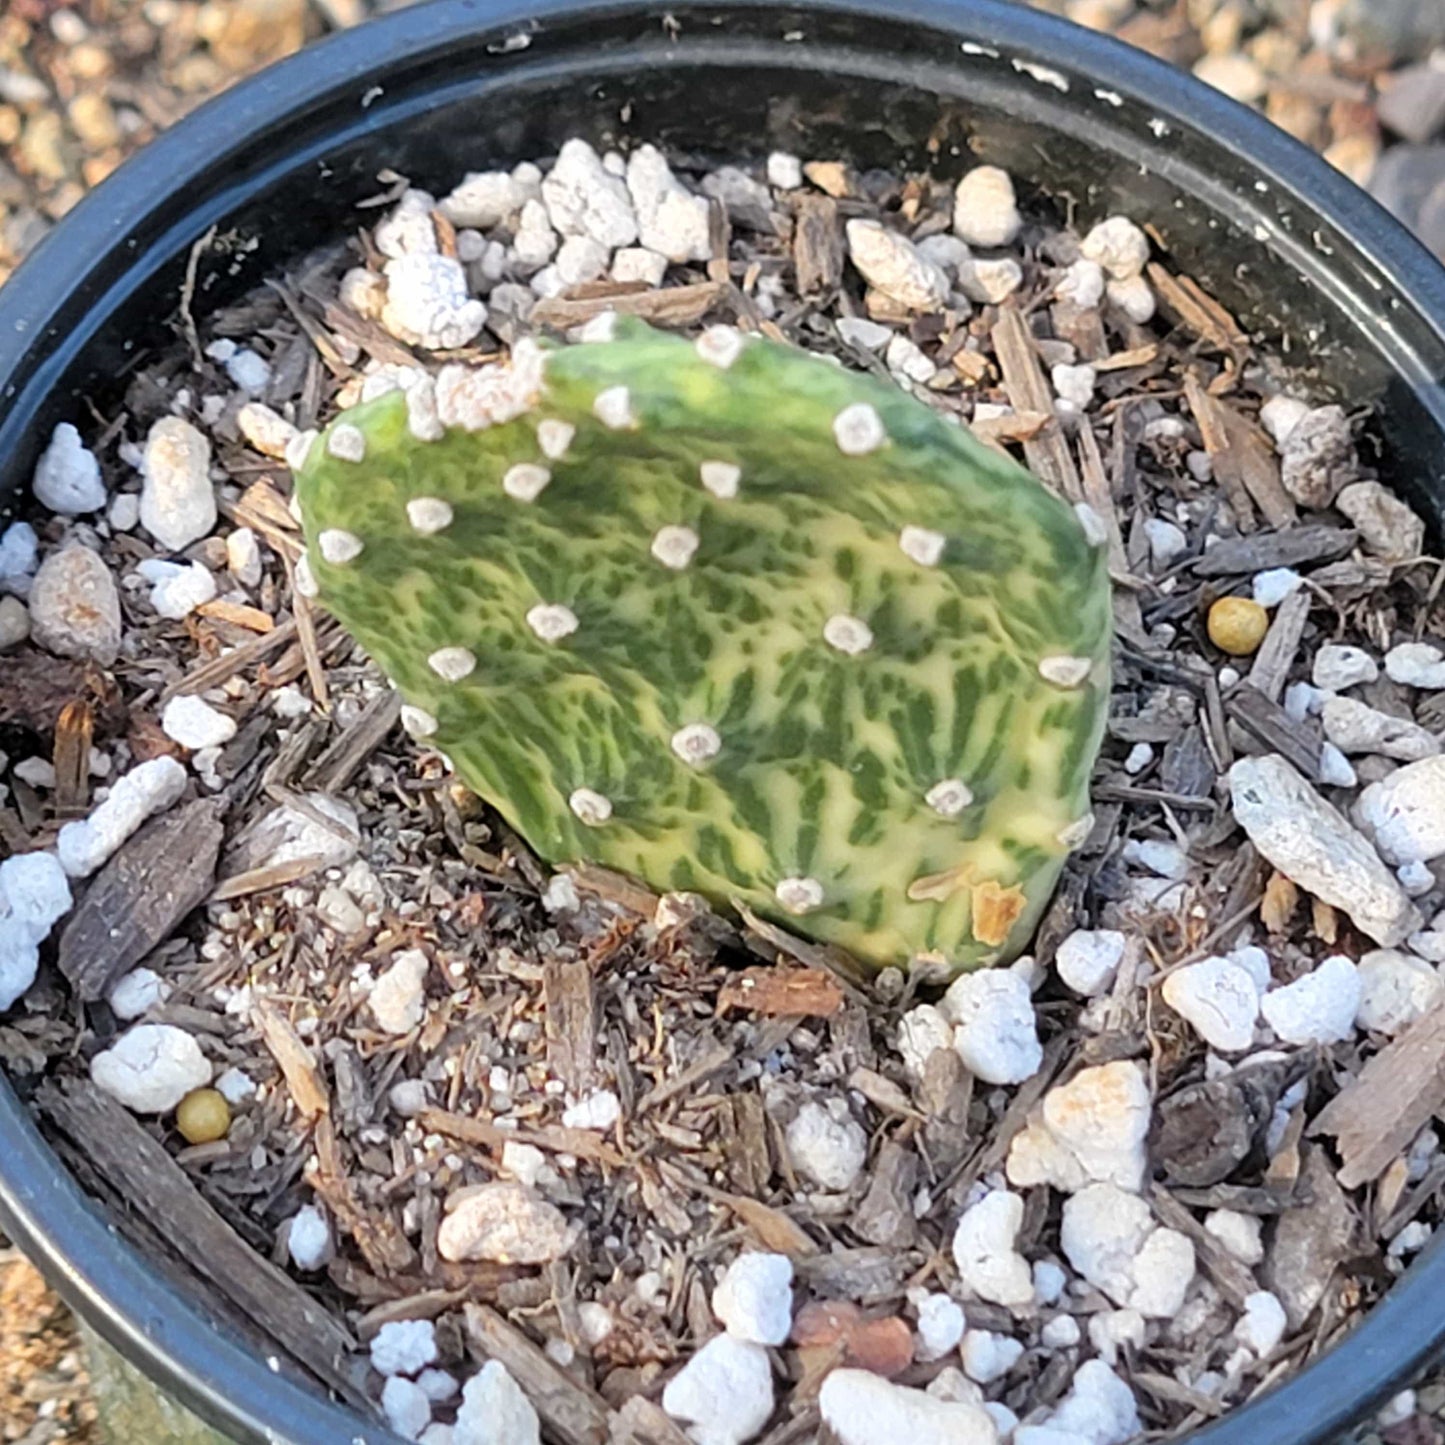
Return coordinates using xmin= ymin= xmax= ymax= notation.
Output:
xmin=1 ymin=1 xmax=1443 ymax=1441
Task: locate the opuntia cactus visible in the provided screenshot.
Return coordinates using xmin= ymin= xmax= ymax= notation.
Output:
xmin=292 ymin=317 xmax=1111 ymax=973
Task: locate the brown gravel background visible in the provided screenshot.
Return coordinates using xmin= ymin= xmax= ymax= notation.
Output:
xmin=1 ymin=0 xmax=1443 ymax=1440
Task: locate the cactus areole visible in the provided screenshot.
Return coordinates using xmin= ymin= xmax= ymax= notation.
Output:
xmin=294 ymin=318 xmax=1111 ymax=973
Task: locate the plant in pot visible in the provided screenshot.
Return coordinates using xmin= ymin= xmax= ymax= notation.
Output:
xmin=2 ymin=3 xmax=1445 ymax=1445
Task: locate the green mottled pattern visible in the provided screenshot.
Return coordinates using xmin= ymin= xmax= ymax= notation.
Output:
xmin=295 ymin=319 xmax=1111 ymax=972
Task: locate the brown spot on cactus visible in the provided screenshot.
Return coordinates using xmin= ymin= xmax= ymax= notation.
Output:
xmin=293 ymin=318 xmax=1111 ymax=972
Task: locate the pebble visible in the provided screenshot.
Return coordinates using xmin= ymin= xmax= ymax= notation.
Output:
xmin=1047 ymin=1360 xmax=1141 ymax=1445
xmin=818 ymin=1368 xmax=998 ymax=1445
xmin=561 ymin=1088 xmax=621 ymax=1131
xmin=542 ymin=138 xmax=637 ymax=248
xmin=0 ymin=521 xmax=38 ymax=596
xmin=1336 ymin=480 xmax=1426 ymax=561
xmin=1205 ymin=1209 xmax=1265 ymax=1266
xmin=441 ymin=167 xmax=537 ymax=229
xmin=237 ymin=402 xmax=298 ymax=460
xmin=766 ymin=152 xmax=803 ymax=189
xmin=1386 ymin=641 xmax=1445 ymax=689
xmin=915 ymin=1293 xmax=966 ymax=1362
xmin=627 ymin=144 xmax=711 ymax=263
xmin=1040 ymin=1316 xmax=1080 ymax=1350
xmin=1355 ymin=948 xmax=1443 ymax=1033
xmin=1312 ymin=643 xmax=1378 ymax=691
xmin=1322 ymin=695 xmax=1439 ymax=761
xmin=1108 ymin=272 xmax=1159 ymax=323
xmin=33 ymin=422 xmax=106 ymax=514
xmin=662 ymin=1334 xmax=774 ymax=1445
xmin=1054 ymin=929 xmax=1126 ymax=996
xmin=108 ymin=967 xmax=170 ymax=1020
xmin=1051 ymin=363 xmax=1096 ymax=411
xmin=611 ymin=246 xmax=667 ymax=286
xmin=1060 ymin=1184 xmax=1194 ymax=1317
xmin=951 ymin=1190 xmax=1035 ymax=1308
xmin=1259 ymin=395 xmax=1310 ymax=448
xmin=1318 ymin=742 xmax=1359 ymax=788
xmin=1279 ymin=405 xmax=1355 ymax=508
xmin=1260 ymin=954 xmax=1361 ymax=1045
xmin=1123 ymin=743 xmax=1154 ymax=775
xmin=837 ymin=317 xmax=894 ymax=351
xmin=953 ymin=165 xmax=1021 ymax=247
xmin=140 ymin=557 xmax=218 ymax=620
xmin=1087 ymin=1310 xmax=1144 ymax=1367
xmin=437 ymin=1182 xmax=573 ymax=1264
xmin=0 ymin=852 xmax=72 ymax=1011
xmin=961 ymin=1329 xmax=1023 ymax=1384
xmin=286 ymin=1204 xmax=332 ymax=1271
xmin=89 ymin=1023 xmax=211 ymax=1113
xmin=554 ymin=234 xmax=610 ymax=287
xmin=939 ymin=969 xmax=1042 ymax=1084
xmin=382 ymin=1376 xmax=432 ymax=1440
xmin=1357 ymin=756 xmax=1445 ymax=865
xmin=1121 ymin=838 xmax=1188 ymax=880
xmin=1142 ymin=517 xmax=1187 ymax=570
xmin=1399 ymin=859 xmax=1436 ymax=896
xmin=0 ymin=595 xmax=29 ymax=650
xmin=886 ymin=334 xmax=938 ymax=384
xmin=57 ymin=756 xmax=188 ymax=878
xmin=1235 ymin=1291 xmax=1288 ymax=1357
xmin=373 ymin=190 xmax=440 ymax=258
xmin=28 ymin=545 xmax=121 ymax=664
xmin=372 ymin=1319 xmax=438 ymax=1377
xmin=1080 ymin=216 xmax=1149 ymax=279
xmin=786 ymin=1099 xmax=868 ymax=1191
xmin=454 ymin=1360 xmax=540 ymax=1445
xmin=226 ymin=527 xmax=263 ymax=587
xmin=417 ymin=1370 xmax=459 ymax=1404
xmin=141 ymin=416 xmax=215 ymax=551
xmin=712 ymin=1252 xmax=794 ymax=1345
xmin=1162 ymin=955 xmax=1261 ymax=1052
xmin=1229 ymin=754 xmax=1420 ymax=947
xmin=845 ymin=219 xmax=950 ymax=310
xmin=370 ymin=948 xmax=429 ymax=1035
xmin=897 ymin=1003 xmax=955 ymax=1077
xmin=1056 ymin=257 xmax=1105 ymax=309
xmin=215 ymin=1067 xmax=256 ymax=1105
xmin=225 ymin=349 xmax=271 ymax=395
xmin=957 ymin=256 xmax=1023 ymax=305
xmin=161 ymin=694 xmax=237 ymax=750
xmin=1252 ymin=567 xmax=1302 ymax=608
xmin=382 ymin=254 xmax=488 ymax=351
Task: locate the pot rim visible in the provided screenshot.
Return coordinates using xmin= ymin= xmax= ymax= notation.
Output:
xmin=1 ymin=3 xmax=1442 ymax=1443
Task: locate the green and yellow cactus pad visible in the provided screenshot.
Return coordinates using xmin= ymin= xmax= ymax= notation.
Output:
xmin=293 ymin=318 xmax=1111 ymax=973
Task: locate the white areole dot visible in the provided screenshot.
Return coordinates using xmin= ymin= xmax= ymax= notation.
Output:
xmin=594 ymin=385 xmax=635 ymax=430
xmin=407 ymin=496 xmax=453 ymax=534
xmin=327 ymin=424 xmax=366 ymax=462
xmin=318 ymin=529 xmax=363 ymax=564
xmin=1057 ymin=812 xmax=1095 ymax=849
xmin=671 ymin=723 xmax=721 ymax=766
xmin=651 ymin=525 xmax=699 ymax=570
xmin=578 ymin=310 xmax=617 ymax=343
xmin=699 ymin=460 xmax=741 ymax=499
xmin=832 ymin=402 xmax=886 ymax=455
xmin=695 ymin=325 xmax=745 ymax=369
xmin=294 ymin=551 xmax=318 ymax=598
xmin=503 ymin=463 xmax=552 ymax=502
xmin=526 ymin=602 xmax=579 ymax=642
xmin=537 ymin=418 xmax=576 ymax=460
xmin=1073 ymin=501 xmax=1108 ymax=547
xmin=900 ymin=525 xmax=947 ymax=567
xmin=776 ymin=877 xmax=825 ymax=915
xmin=400 ymin=705 xmax=438 ymax=738
xmin=824 ymin=613 xmax=874 ymax=655
xmin=569 ymin=788 xmax=613 ymax=825
xmin=926 ymin=778 xmax=974 ymax=817
xmin=1038 ymin=655 xmax=1093 ymax=688
xmin=427 ymin=647 xmax=476 ymax=682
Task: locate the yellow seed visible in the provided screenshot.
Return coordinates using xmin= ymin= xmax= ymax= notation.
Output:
xmin=1207 ymin=596 xmax=1269 ymax=655
xmin=176 ymin=1088 xmax=231 ymax=1144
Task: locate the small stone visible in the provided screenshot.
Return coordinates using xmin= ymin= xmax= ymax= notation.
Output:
xmin=766 ymin=151 xmax=803 ymax=189
xmin=370 ymin=949 xmax=429 ymax=1035
xmin=611 ymin=246 xmax=668 ymax=286
xmin=1319 ymin=743 xmax=1358 ymax=788
xmin=0 ymin=595 xmax=29 ymax=651
xmin=957 ymin=256 xmax=1023 ymax=305
xmin=214 ymin=1068 xmax=255 ymax=1105
xmin=381 ymin=254 xmax=488 ymax=351
xmin=1252 ymin=568 xmax=1303 ymax=608
xmin=1279 ymin=405 xmax=1355 ymax=509
xmin=454 ymin=1360 xmax=540 ymax=1445
xmin=915 ymin=1294 xmax=966 ymax=1363
xmin=28 ymin=545 xmax=121 ymax=664
xmin=1336 ymin=480 xmax=1426 ymax=561
xmin=161 ymin=694 xmax=237 ymax=751
xmin=0 ymin=523 xmax=39 ymax=597
xmin=372 ymin=1319 xmax=439 ymax=1377
xmin=225 ymin=349 xmax=271 ymax=396
xmin=1051 ymin=364 xmax=1096 ymax=412
xmin=940 ymin=970 xmax=1042 ymax=1084
xmin=226 ymin=527 xmax=263 ymax=587
xmin=1121 ymin=838 xmax=1188 ymax=880
xmin=1207 ymin=596 xmax=1269 ymax=655
xmin=898 ymin=1004 xmax=955 ymax=1078
xmin=1357 ymin=756 xmax=1445 ymax=865
xmin=787 ymin=1099 xmax=867 ymax=1191
xmin=1047 ymin=1360 xmax=1141 ymax=1445
xmin=1060 ymin=1183 xmax=1195 ymax=1317
xmin=141 ymin=558 xmax=218 ymax=620
xmin=383 ymin=1376 xmax=432 ymax=1440
xmin=845 ymin=219 xmax=950 ymax=310
xmin=1313 ymin=644 xmax=1378 ymax=691
xmin=819 ymin=1369 xmax=998 ymax=1445
xmin=886 ymin=334 xmax=938 ymax=384
xmin=837 ymin=316 xmax=894 ymax=351
xmin=561 ymin=1089 xmax=621 ymax=1131
xmin=437 ymin=1182 xmax=573 ymax=1264
xmin=141 ymin=416 xmax=215 ymax=551
xmin=1386 ymin=641 xmax=1445 ymax=689
xmin=1205 ymin=1209 xmax=1265 ymax=1266
xmin=951 ymin=1190 xmax=1035 ymax=1308
xmin=952 ymin=165 xmax=1021 ymax=248
xmin=1322 ymin=696 xmax=1439 ymax=761
xmin=286 ymin=1204 xmax=331 ymax=1271
xmin=1053 ymin=930 xmax=1127 ymax=1001
xmin=1080 ymin=216 xmax=1149 ymax=280
xmin=1162 ymin=956 xmax=1260 ymax=1052
xmin=1142 ymin=517 xmax=1187 ymax=570
xmin=712 ymin=1252 xmax=794 ymax=1345
xmin=57 ymin=757 xmax=187 ymax=878
xmin=1106 ymin=274 xmax=1156 ymax=323
xmin=554 ymin=234 xmax=610 ymax=287
xmin=1399 ymin=859 xmax=1435 ymax=896
xmin=108 ymin=967 xmax=170 ymax=1021
xmin=1355 ymin=948 xmax=1443 ymax=1033
xmin=1235 ymin=1291 xmax=1288 ymax=1357
xmin=33 ymin=422 xmax=105 ymax=514
xmin=663 ymin=1334 xmax=774 ymax=1445
xmin=541 ymin=138 xmax=637 ymax=249
xmin=627 ymin=144 xmax=711 ymax=263
xmin=1260 ymin=954 xmax=1361 ymax=1045
xmin=1056 ymin=257 xmax=1105 ymax=309
xmin=961 ymin=1329 xmax=1024 ymax=1384
xmin=89 ymin=1024 xmax=211 ymax=1113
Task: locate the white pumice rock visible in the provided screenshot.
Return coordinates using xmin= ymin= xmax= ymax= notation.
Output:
xmin=1355 ymin=949 xmax=1442 ymax=1034
xmin=1229 ymin=944 xmax=1274 ymax=993
xmin=440 ymin=170 xmax=535 ymax=229
xmin=1357 ymin=756 xmax=1445 ymax=866
xmin=1047 ymin=1360 xmax=1141 ymax=1445
xmin=1259 ymin=395 xmax=1310 ymax=448
xmin=561 ymin=1088 xmax=621 ymax=1131
xmin=141 ymin=416 xmax=215 ymax=552
xmin=1056 ymin=257 xmax=1106 ymax=309
xmin=1235 ymin=1291 xmax=1288 ymax=1358
xmin=626 ymin=144 xmax=712 ymax=263
xmin=286 ymin=1203 xmax=332 ymax=1271
xmin=246 ymin=793 xmax=359 ymax=872
xmin=1386 ymin=642 xmax=1445 ymax=690
xmin=89 ymin=1023 xmax=211 ymax=1113
xmin=454 ymin=1360 xmax=540 ymax=1445
xmin=611 ymin=246 xmax=668 ymax=286
xmin=437 ymin=1182 xmax=573 ymax=1265
xmin=1105 ymin=273 xmax=1156 ymax=323
xmin=1142 ymin=517 xmax=1187 ymax=570
xmin=1285 ymin=680 xmax=1326 ymax=721
xmin=417 ymin=1370 xmax=458 ymax=1404
xmin=958 ymin=255 xmax=1024 ymax=305
xmin=1162 ymin=955 xmax=1261 ymax=1052
xmin=1410 ymin=930 xmax=1445 ymax=963
xmin=109 ymin=492 xmax=139 ymax=531
xmin=898 ymin=1003 xmax=956 ymax=1078
xmin=1312 ymin=644 xmax=1378 ymax=691
xmin=382 ymin=1376 xmax=432 ymax=1440
xmin=214 ymin=1067 xmax=255 ymax=1104
xmin=1399 ymin=860 xmax=1436 ymax=897
xmin=1252 ymin=567 xmax=1302 ymax=608
xmin=0 ymin=595 xmax=30 ymax=651
xmin=0 ymin=852 xmax=72 ymax=1011
xmin=1123 ymin=743 xmax=1154 ymax=775
xmin=541 ymin=139 xmax=638 ymax=249
xmin=1121 ymin=837 xmax=1188 ymax=879
xmin=161 ymin=694 xmax=237 ymax=751
xmin=226 ymin=526 xmax=263 ymax=588
xmin=961 ymin=1329 xmax=1024 ymax=1384
xmin=1033 ymin=1259 xmax=1068 ymax=1306
xmin=0 ymin=521 xmax=38 ymax=597
xmin=1260 ymin=954 xmax=1361 ymax=1045
xmin=662 ymin=1333 xmax=774 ymax=1445
xmin=1229 ymin=754 xmax=1420 ymax=947
xmin=224 ymin=348 xmax=270 ymax=396
xmin=845 ymin=219 xmax=950 ymax=311
xmin=1322 ymin=696 xmax=1439 ymax=761
xmin=1040 ymin=1315 xmax=1081 ymax=1350
xmin=834 ymin=319 xmax=893 ymax=356
xmin=382 ymin=254 xmax=488 ymax=351
xmin=57 ymin=757 xmax=187 ymax=878
xmin=370 ymin=948 xmax=429 ymax=1035
xmin=1081 ymin=216 xmax=1150 ymax=279
xmin=819 ymin=1369 xmax=999 ymax=1445
xmin=786 ymin=1099 xmax=867 ymax=1191
xmin=916 ymin=232 xmax=973 ymax=276
xmin=237 ymin=402 xmax=298 ymax=460
xmin=1087 ymin=1309 xmax=1145 ymax=1367
xmin=915 ymin=1293 xmax=966 ymax=1362
xmin=554 ymin=234 xmax=611 ymax=287
xmin=766 ymin=151 xmax=803 ymax=189
xmin=951 ymin=1190 xmax=1035 ymax=1308
xmin=1319 ymin=743 xmax=1358 ymax=789
xmin=1060 ymin=1184 xmax=1194 ymax=1317
xmin=1336 ymin=480 xmax=1426 ymax=562
xmin=1280 ymin=405 xmax=1355 ymax=509
xmin=1204 ymin=1209 xmax=1265 ymax=1266
xmin=28 ymin=545 xmax=121 ymax=663
xmin=952 ymin=165 xmax=1022 ymax=248
xmin=338 ymin=266 xmax=387 ymax=320
xmin=512 ymin=200 xmax=560 ymax=269
xmin=940 ymin=969 xmax=1042 ymax=1085
xmin=108 ymin=967 xmax=170 ymax=1021
xmin=374 ymin=189 xmax=440 ymax=258
xmin=140 ymin=558 xmax=218 ymax=620
xmin=711 ymin=1252 xmax=794 ymax=1345
xmin=1006 ymin=1060 xmax=1151 ymax=1193
xmin=33 ymin=422 xmax=106 ymax=514
xmin=886 ymin=334 xmax=938 ymax=384
xmin=371 ymin=1318 xmax=439 ymax=1377
xmin=1051 ymin=364 xmax=1096 ymax=412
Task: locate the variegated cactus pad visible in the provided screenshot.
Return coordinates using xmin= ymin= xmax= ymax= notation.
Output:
xmin=293 ymin=317 xmax=1111 ymax=973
